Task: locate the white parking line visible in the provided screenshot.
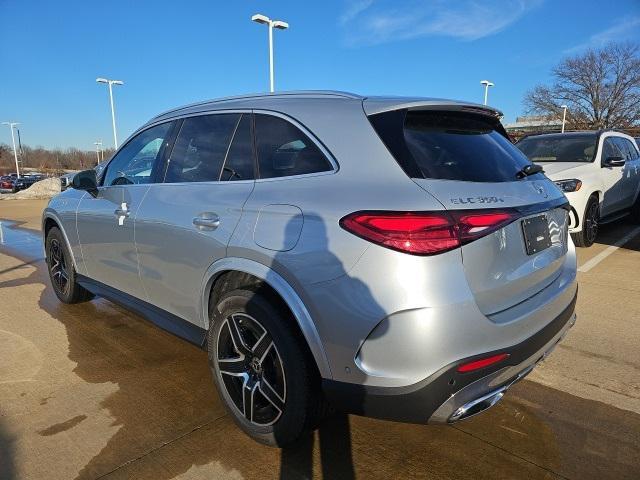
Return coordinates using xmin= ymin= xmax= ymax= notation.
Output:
xmin=578 ymin=226 xmax=640 ymax=273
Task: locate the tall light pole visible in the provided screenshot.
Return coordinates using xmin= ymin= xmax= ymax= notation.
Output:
xmin=96 ymin=77 xmax=124 ymax=149
xmin=480 ymin=80 xmax=494 ymax=105
xmin=2 ymin=122 xmax=21 ymax=177
xmin=251 ymin=14 xmax=289 ymax=93
xmin=93 ymin=141 xmax=103 ymax=164
xmin=561 ymin=105 xmax=568 ymax=133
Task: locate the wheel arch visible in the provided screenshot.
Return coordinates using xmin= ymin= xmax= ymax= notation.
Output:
xmin=42 ymin=211 xmax=79 ymax=270
xmin=201 ymin=257 xmax=332 ymax=379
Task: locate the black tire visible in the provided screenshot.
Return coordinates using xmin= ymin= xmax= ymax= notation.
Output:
xmin=630 ymin=195 xmax=640 ymax=224
xmin=571 ymin=195 xmax=599 ymax=248
xmin=207 ymin=288 xmax=323 ymax=447
xmin=45 ymin=227 xmax=94 ymax=303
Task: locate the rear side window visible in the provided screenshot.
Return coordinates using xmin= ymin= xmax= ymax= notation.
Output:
xmin=254 ymin=114 xmax=332 ymax=179
xmin=221 ymin=114 xmax=255 ymax=181
xmin=165 ymin=114 xmax=240 ymax=183
xmin=370 ymin=110 xmax=532 ymax=182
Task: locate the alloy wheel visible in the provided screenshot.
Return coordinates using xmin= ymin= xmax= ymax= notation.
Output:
xmin=216 ymin=313 xmax=286 ymax=426
xmin=584 ymin=201 xmax=599 ymax=244
xmin=48 ymin=238 xmax=70 ymax=295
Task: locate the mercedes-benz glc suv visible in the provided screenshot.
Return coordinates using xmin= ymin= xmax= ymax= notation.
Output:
xmin=43 ymin=91 xmax=577 ymax=446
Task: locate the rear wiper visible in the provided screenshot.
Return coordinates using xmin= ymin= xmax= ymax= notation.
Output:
xmin=515 ymin=163 xmax=544 ymax=179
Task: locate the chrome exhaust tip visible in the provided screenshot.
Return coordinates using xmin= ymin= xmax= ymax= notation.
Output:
xmin=448 ymin=386 xmax=508 ymax=422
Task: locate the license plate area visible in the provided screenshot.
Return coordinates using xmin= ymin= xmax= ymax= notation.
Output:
xmin=522 ymin=214 xmax=551 ymax=255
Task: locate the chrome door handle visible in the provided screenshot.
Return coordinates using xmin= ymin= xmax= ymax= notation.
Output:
xmin=193 ymin=214 xmax=220 ymax=230
xmin=115 ymin=203 xmax=130 ymax=225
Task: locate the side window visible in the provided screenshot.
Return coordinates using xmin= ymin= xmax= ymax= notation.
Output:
xmin=103 ymin=122 xmax=173 ymax=187
xmin=602 ymin=137 xmax=623 ymax=161
xmin=221 ymin=114 xmax=255 ymax=181
xmin=165 ymin=114 xmax=240 ymax=183
xmin=619 ymin=138 xmax=639 ymax=160
xmin=254 ymin=114 xmax=332 ymax=179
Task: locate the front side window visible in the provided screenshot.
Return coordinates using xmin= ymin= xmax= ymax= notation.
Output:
xmin=254 ymin=114 xmax=332 ymax=179
xmin=613 ymin=137 xmax=639 ymax=161
xmin=103 ymin=122 xmax=173 ymax=187
xmin=603 ymin=137 xmax=624 ymax=161
xmin=165 ymin=114 xmax=240 ymax=183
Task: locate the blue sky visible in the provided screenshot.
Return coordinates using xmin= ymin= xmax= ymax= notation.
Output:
xmin=1 ymin=0 xmax=638 ymax=149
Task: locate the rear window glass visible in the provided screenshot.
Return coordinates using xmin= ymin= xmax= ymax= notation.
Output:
xmin=369 ymin=110 xmax=532 ymax=182
xmin=516 ymin=134 xmax=597 ymax=163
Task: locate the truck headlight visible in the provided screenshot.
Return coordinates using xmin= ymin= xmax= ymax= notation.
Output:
xmin=555 ymin=179 xmax=582 ymax=192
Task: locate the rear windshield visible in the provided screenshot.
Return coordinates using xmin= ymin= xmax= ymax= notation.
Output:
xmin=369 ymin=110 xmax=533 ymax=182
xmin=516 ymin=134 xmax=597 ymax=163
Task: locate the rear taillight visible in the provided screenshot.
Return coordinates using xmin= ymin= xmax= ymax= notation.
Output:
xmin=340 ymin=210 xmax=519 ymax=255
xmin=457 ymin=353 xmax=510 ymax=373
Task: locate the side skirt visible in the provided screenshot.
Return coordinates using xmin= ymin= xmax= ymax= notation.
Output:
xmin=76 ymin=275 xmax=207 ymax=348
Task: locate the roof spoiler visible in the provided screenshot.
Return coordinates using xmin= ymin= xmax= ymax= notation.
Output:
xmin=363 ymin=98 xmax=503 ymax=118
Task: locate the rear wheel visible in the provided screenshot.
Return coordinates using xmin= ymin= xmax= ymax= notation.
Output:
xmin=571 ymin=196 xmax=599 ymax=247
xmin=45 ymin=227 xmax=94 ymax=303
xmin=207 ymin=288 xmax=323 ymax=447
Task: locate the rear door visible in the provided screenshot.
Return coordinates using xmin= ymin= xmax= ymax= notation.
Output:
xmin=135 ymin=112 xmax=255 ymax=325
xmin=369 ymin=108 xmax=569 ymax=315
xmin=76 ymin=121 xmax=175 ymax=300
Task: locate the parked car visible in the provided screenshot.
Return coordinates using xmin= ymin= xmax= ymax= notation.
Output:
xmin=59 ymin=172 xmax=77 ymax=191
xmin=517 ymin=131 xmax=640 ymax=247
xmin=0 ymin=177 xmax=16 ymax=193
xmin=14 ymin=174 xmax=45 ymax=192
xmin=43 ymin=91 xmax=577 ymax=446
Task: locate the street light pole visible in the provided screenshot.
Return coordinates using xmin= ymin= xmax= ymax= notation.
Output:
xmin=480 ymin=80 xmax=494 ymax=105
xmin=251 ymin=14 xmax=289 ymax=93
xmin=561 ymin=105 xmax=568 ymax=133
xmin=2 ymin=122 xmax=21 ymax=177
xmin=96 ymin=77 xmax=124 ymax=149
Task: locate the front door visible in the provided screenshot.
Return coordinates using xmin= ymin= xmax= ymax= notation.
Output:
xmin=599 ymin=136 xmax=626 ymax=217
xmin=135 ymin=113 xmax=255 ymax=325
xmin=614 ymin=137 xmax=640 ymax=208
xmin=76 ymin=121 xmax=175 ymax=300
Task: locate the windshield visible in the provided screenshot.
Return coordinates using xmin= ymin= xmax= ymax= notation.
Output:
xmin=516 ymin=134 xmax=597 ymax=163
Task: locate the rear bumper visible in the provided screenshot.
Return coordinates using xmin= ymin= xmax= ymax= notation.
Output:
xmin=322 ymin=289 xmax=577 ymax=424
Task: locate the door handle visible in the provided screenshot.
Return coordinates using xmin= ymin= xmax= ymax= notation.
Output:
xmin=193 ymin=213 xmax=220 ymax=230
xmin=115 ymin=203 xmax=130 ymax=226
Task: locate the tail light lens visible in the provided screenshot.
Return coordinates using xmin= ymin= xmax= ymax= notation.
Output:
xmin=457 ymin=353 xmax=510 ymax=373
xmin=340 ymin=210 xmax=518 ymax=255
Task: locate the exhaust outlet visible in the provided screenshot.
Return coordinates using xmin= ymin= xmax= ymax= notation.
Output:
xmin=448 ymin=386 xmax=508 ymax=422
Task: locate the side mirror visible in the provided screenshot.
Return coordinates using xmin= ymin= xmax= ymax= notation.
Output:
xmin=71 ymin=169 xmax=98 ymax=194
xmin=603 ymin=156 xmax=625 ymax=168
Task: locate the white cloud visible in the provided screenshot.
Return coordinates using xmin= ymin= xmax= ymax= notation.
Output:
xmin=339 ymin=0 xmax=543 ymax=46
xmin=564 ymin=16 xmax=640 ymax=54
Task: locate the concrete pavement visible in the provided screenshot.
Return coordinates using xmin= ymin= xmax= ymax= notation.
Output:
xmin=0 ymin=200 xmax=638 ymax=480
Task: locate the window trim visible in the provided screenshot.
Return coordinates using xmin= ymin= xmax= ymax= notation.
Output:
xmin=109 ymin=108 xmax=339 ymax=187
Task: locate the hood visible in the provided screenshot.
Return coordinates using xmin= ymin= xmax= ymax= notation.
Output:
xmin=535 ymin=162 xmax=587 ymax=178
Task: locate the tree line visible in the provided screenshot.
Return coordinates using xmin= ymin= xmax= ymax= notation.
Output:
xmin=0 ymin=143 xmax=114 ymax=175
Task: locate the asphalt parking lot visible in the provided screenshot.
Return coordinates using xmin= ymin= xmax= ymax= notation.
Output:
xmin=0 ymin=199 xmax=639 ymax=480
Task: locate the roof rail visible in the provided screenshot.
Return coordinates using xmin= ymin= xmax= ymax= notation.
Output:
xmin=152 ymin=90 xmax=363 ymax=120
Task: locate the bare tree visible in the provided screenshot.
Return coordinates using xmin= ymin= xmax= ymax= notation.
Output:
xmin=524 ymin=42 xmax=640 ymax=129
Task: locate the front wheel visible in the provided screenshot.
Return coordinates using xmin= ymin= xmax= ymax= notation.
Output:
xmin=45 ymin=227 xmax=94 ymax=303
xmin=571 ymin=196 xmax=599 ymax=247
xmin=207 ymin=288 xmax=323 ymax=447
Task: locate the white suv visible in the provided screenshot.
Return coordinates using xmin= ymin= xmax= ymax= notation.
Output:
xmin=517 ymin=131 xmax=640 ymax=247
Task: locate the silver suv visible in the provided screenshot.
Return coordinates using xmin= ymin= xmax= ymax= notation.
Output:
xmin=43 ymin=91 xmax=577 ymax=446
